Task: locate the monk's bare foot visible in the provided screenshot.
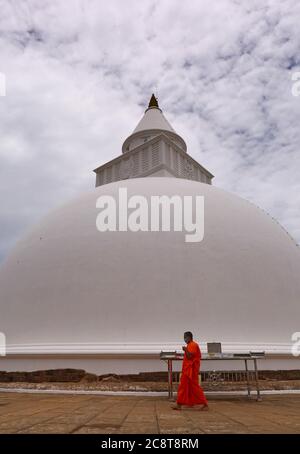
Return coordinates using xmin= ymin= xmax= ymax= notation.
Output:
xmin=195 ymin=404 xmax=209 ymax=411
xmin=172 ymin=404 xmax=182 ymax=411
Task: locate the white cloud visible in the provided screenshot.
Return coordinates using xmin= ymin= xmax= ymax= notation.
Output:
xmin=0 ymin=0 xmax=300 ymax=261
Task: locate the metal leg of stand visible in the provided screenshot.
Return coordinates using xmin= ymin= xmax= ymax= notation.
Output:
xmin=254 ymin=358 xmax=262 ymax=401
xmin=245 ymin=359 xmax=251 ymax=398
xmin=168 ymin=359 xmax=173 ymax=400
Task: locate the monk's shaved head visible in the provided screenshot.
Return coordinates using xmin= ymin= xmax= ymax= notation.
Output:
xmin=184 ymin=331 xmax=193 ymax=343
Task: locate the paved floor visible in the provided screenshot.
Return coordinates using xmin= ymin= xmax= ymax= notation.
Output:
xmin=0 ymin=392 xmax=300 ymax=434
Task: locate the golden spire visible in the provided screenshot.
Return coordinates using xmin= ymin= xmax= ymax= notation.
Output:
xmin=148 ymin=93 xmax=159 ymax=109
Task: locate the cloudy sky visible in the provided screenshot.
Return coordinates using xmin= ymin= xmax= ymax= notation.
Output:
xmin=0 ymin=0 xmax=300 ymax=262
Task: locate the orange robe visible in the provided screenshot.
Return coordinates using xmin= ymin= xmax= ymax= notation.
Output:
xmin=176 ymin=340 xmax=208 ymax=406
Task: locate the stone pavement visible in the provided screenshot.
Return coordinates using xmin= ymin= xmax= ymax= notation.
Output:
xmin=0 ymin=392 xmax=299 ymax=434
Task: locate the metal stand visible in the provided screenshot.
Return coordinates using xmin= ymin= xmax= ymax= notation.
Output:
xmin=161 ymin=351 xmax=264 ymax=402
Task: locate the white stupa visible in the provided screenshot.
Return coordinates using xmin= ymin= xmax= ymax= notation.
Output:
xmin=0 ymin=94 xmax=299 ymax=374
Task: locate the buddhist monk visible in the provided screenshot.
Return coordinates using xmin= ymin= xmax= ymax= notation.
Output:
xmin=172 ymin=331 xmax=208 ymax=411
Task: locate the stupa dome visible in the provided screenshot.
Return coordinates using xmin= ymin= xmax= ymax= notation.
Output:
xmin=0 ymin=177 xmax=299 ymax=358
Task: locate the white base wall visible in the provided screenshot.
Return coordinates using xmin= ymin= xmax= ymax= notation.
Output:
xmin=0 ymin=357 xmax=299 ymax=374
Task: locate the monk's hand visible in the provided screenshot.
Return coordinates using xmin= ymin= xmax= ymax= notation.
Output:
xmin=182 ymin=346 xmax=192 ymax=359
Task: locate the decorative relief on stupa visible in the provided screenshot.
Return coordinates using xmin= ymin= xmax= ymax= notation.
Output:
xmin=151 ymin=142 xmax=160 ymax=167
xmin=184 ymin=160 xmax=195 ymax=179
xmin=119 ymin=156 xmax=134 ymax=179
xmin=142 ymin=148 xmax=149 ymax=173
